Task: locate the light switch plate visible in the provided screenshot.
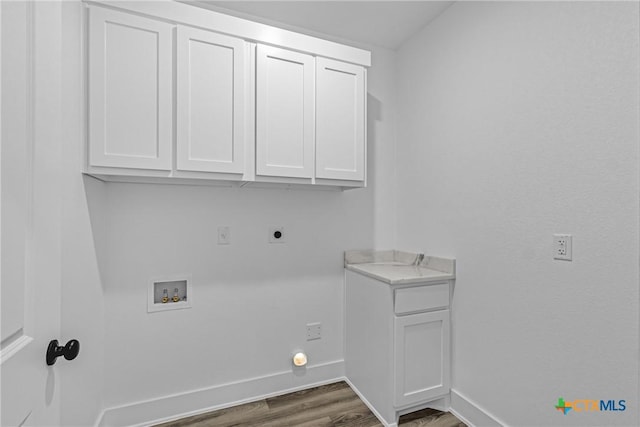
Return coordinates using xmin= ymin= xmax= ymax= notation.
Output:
xmin=218 ymin=226 xmax=231 ymax=245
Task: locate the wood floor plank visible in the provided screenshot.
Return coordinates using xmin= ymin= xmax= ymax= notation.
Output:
xmin=153 ymin=400 xmax=269 ymax=427
xmin=265 ymin=381 xmax=351 ymax=410
xmin=255 ymin=390 xmax=366 ymax=426
xmin=152 ymin=382 xmax=467 ymax=427
xmin=260 ymin=384 xmax=360 ymax=417
xmin=294 ymin=416 xmax=335 ymax=427
xmin=399 ymin=410 xmax=466 ymax=427
xmin=398 ymin=408 xmax=442 ymax=423
xmin=331 ymin=410 xmax=382 ymax=427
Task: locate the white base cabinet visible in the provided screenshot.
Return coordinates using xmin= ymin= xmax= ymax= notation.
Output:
xmin=394 ymin=310 xmax=450 ymax=408
xmin=345 ymin=270 xmax=451 ymax=426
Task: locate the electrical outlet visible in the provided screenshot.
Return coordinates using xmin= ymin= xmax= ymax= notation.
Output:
xmin=306 ymin=323 xmax=321 ymax=340
xmin=218 ymin=226 xmax=231 ymax=245
xmin=553 ymin=234 xmax=572 ymax=261
xmin=269 ymin=226 xmax=285 ymax=243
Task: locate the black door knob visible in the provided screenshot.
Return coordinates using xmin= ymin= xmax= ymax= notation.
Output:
xmin=46 ymin=339 xmax=80 ymax=366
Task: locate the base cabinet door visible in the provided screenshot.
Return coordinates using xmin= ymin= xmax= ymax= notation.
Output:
xmin=394 ymin=310 xmax=450 ymax=407
xmin=256 ymin=45 xmax=314 ymax=178
xmin=88 ymin=7 xmax=173 ymax=170
xmin=176 ymin=26 xmax=246 ymax=174
xmin=315 ymin=58 xmax=365 ymax=181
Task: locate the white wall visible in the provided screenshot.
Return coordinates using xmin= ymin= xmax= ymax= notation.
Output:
xmin=368 ymin=47 xmax=398 ymax=249
xmin=96 ymin=44 xmax=397 ymax=419
xmin=395 ymin=2 xmax=639 ymax=426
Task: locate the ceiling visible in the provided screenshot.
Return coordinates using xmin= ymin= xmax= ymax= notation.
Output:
xmin=186 ymin=1 xmax=454 ymax=50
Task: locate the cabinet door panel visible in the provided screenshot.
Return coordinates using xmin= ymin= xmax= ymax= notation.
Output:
xmin=394 ymin=310 xmax=450 ymax=407
xmin=316 ymin=58 xmax=365 ymax=181
xmin=88 ymin=7 xmax=172 ymax=170
xmin=176 ymin=26 xmax=246 ymax=173
xmin=256 ymin=45 xmax=314 ymax=178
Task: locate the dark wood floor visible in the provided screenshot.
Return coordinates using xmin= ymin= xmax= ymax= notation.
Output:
xmin=154 ymin=381 xmax=466 ymax=427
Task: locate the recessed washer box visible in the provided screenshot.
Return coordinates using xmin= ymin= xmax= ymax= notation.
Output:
xmin=148 ymin=275 xmax=192 ymax=313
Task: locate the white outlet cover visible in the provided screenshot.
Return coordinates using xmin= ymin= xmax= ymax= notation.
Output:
xmin=553 ymin=234 xmax=572 ymax=261
xmin=306 ymin=323 xmax=321 ymax=340
xmin=269 ymin=226 xmax=285 ymax=243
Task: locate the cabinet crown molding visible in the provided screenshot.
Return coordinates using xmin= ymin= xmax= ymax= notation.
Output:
xmin=85 ymin=0 xmax=371 ymax=66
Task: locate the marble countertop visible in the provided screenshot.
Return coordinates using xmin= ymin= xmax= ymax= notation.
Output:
xmin=344 ymin=250 xmax=455 ymax=285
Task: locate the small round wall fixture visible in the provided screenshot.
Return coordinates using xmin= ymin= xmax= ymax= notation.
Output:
xmin=292 ymin=352 xmax=307 ymax=367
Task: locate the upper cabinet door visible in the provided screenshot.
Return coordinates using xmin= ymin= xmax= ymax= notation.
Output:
xmin=256 ymin=45 xmax=314 ymax=178
xmin=315 ymin=58 xmax=365 ymax=181
xmin=88 ymin=7 xmax=173 ymax=170
xmin=176 ymin=26 xmax=246 ymax=174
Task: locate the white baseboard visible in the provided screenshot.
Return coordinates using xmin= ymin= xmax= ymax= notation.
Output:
xmin=97 ymin=359 xmax=345 ymax=427
xmin=96 ymin=366 xmax=508 ymax=427
xmin=450 ymin=389 xmax=505 ymax=427
xmin=343 ymin=378 xmax=397 ymax=427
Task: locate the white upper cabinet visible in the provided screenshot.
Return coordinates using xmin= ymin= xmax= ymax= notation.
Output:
xmin=176 ymin=26 xmax=246 ymax=174
xmin=316 ymin=58 xmax=365 ymax=181
xmin=256 ymin=45 xmax=315 ymax=179
xmin=85 ymin=2 xmax=370 ymax=188
xmin=88 ymin=7 xmax=173 ymax=170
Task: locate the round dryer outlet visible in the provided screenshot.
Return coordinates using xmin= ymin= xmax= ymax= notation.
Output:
xmin=269 ymin=226 xmax=285 ymax=243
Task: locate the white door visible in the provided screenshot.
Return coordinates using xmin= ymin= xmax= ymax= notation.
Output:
xmin=88 ymin=6 xmax=173 ymax=171
xmin=394 ymin=310 xmax=451 ymax=407
xmin=176 ymin=26 xmax=246 ymax=174
xmin=256 ymin=45 xmax=314 ymax=178
xmin=315 ymin=58 xmax=365 ymax=181
xmin=1 ymin=1 xmax=65 ymax=425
